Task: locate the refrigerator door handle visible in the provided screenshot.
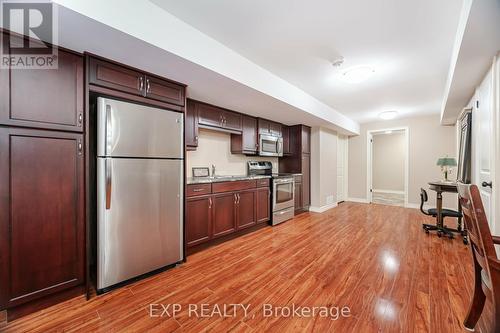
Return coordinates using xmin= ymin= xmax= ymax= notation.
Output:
xmin=105 ymin=158 xmax=112 ymax=209
xmin=106 ymin=104 xmax=112 ymax=155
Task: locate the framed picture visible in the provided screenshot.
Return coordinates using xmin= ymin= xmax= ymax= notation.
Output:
xmin=192 ymin=167 xmax=210 ymax=178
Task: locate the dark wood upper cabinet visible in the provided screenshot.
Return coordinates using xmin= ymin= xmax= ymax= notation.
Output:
xmin=258 ymin=118 xmax=270 ymax=135
xmin=270 ymin=121 xmax=282 ymax=137
xmin=258 ymin=118 xmax=282 ymax=137
xmin=212 ymin=193 xmax=237 ymax=238
xmin=197 ymin=102 xmax=223 ymax=128
xmin=144 ymin=75 xmax=185 ymax=106
xmin=301 ymin=126 xmax=311 ymax=154
xmin=186 ymin=196 xmax=212 ymax=247
xmin=236 ymin=190 xmax=257 ymax=229
xmin=256 ymin=188 xmax=271 ymax=223
xmin=282 ymin=126 xmax=291 ymax=155
xmin=0 ymin=128 xmax=84 ymax=309
xmin=88 ymin=57 xmax=144 ymax=97
xmin=185 ymin=99 xmax=199 ymax=149
xmin=222 ymin=110 xmax=242 ymax=132
xmin=231 ymin=115 xmax=257 ymax=154
xmin=196 ymin=101 xmax=242 ymax=133
xmin=88 ymin=57 xmax=185 ymax=107
xmin=0 ymin=45 xmax=84 ymax=132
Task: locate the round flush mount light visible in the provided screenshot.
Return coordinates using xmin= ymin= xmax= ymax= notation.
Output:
xmin=379 ymin=111 xmax=398 ymax=120
xmin=341 ymin=66 xmax=375 ymax=84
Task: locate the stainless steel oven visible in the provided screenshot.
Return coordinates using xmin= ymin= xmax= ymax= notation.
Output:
xmin=272 ymin=176 xmax=295 ymax=225
xmin=259 ymin=135 xmax=283 ymax=157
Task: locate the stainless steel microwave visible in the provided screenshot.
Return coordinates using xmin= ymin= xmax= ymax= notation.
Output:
xmin=259 ymin=134 xmax=283 ymax=157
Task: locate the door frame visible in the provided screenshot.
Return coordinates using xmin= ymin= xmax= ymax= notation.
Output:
xmin=366 ymin=127 xmax=409 ymax=207
xmin=493 ymin=54 xmax=499 ymax=236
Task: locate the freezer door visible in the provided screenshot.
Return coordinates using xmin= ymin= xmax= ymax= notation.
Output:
xmin=97 ymin=97 xmax=183 ymax=158
xmin=97 ymin=158 xmax=183 ymax=290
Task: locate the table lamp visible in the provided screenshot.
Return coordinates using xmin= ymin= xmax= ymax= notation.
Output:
xmin=436 ymin=156 xmax=457 ymax=182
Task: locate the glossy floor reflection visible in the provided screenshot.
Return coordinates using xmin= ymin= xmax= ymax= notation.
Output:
xmin=0 ymin=202 xmax=489 ymax=332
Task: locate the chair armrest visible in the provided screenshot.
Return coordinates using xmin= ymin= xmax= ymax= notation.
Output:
xmin=493 ymin=236 xmax=500 ymax=245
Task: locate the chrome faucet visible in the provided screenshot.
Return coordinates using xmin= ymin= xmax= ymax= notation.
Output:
xmin=211 ymin=164 xmax=216 ymax=177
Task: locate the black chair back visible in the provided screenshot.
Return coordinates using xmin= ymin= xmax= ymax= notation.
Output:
xmin=420 ymin=188 xmax=430 ymax=216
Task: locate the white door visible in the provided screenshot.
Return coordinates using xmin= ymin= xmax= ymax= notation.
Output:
xmin=337 ymin=135 xmax=347 ymax=202
xmin=473 ymin=67 xmax=495 ymax=231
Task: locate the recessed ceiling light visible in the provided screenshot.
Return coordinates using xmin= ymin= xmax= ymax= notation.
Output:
xmin=379 ymin=111 xmax=398 ymax=120
xmin=341 ymin=66 xmax=375 ymax=84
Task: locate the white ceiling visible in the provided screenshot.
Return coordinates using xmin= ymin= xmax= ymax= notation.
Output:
xmin=152 ymin=0 xmax=463 ymax=123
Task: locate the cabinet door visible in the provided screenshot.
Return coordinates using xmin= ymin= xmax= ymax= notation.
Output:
xmin=222 ymin=110 xmax=242 ymax=132
xmin=258 ymin=119 xmax=270 ymax=135
xmin=186 ymin=196 xmax=212 ymax=247
xmin=256 ymin=188 xmax=271 ymax=223
xmin=212 ymin=193 xmax=237 ymax=238
xmin=145 ymin=75 xmax=185 ymax=106
xmin=269 ymin=121 xmax=282 ymax=137
xmin=88 ymin=57 xmax=144 ymax=97
xmin=242 ymin=115 xmax=257 ymax=152
xmin=197 ymin=103 xmax=223 ymax=128
xmin=0 ymin=45 xmax=84 ymax=132
xmin=302 ymin=154 xmax=311 ymax=208
xmin=237 ymin=190 xmax=256 ymax=229
xmin=0 ymin=128 xmax=84 ymax=308
xmin=185 ymin=100 xmax=199 ymax=149
xmin=301 ymin=126 xmax=311 ymax=154
xmin=282 ymin=126 xmax=291 ymax=155
xmin=294 ymin=182 xmax=303 ymax=211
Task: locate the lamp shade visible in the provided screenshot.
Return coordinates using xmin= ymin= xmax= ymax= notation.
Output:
xmin=436 ymin=157 xmax=457 ymax=167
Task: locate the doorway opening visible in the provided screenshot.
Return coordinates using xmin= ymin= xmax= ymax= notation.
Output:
xmin=367 ymin=127 xmax=409 ymax=207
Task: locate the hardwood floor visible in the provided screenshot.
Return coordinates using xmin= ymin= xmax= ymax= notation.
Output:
xmin=0 ymin=202 xmax=491 ymax=332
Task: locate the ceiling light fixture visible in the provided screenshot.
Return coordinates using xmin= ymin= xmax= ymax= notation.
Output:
xmin=341 ymin=66 xmax=375 ymax=84
xmin=385 ymin=130 xmax=393 ymax=134
xmin=379 ymin=111 xmax=398 ymax=120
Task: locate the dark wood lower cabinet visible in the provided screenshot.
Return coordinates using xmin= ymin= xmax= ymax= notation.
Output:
xmin=213 ymin=193 xmax=237 ymax=238
xmin=294 ymin=182 xmax=303 ymax=212
xmin=186 ymin=181 xmax=271 ymax=250
xmin=0 ymin=128 xmax=84 ymax=310
xmin=237 ymin=190 xmax=256 ymax=229
xmin=186 ymin=196 xmax=212 ymax=247
xmin=256 ymin=188 xmax=271 ymax=223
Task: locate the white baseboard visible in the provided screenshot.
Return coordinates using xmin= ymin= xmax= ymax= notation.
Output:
xmin=346 ymin=197 xmax=369 ymax=203
xmin=309 ymin=202 xmax=338 ymax=213
xmin=372 ymin=189 xmax=405 ymax=194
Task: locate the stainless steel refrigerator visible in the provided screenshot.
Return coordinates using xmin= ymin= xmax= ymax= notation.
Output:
xmin=96 ymin=97 xmax=183 ymax=292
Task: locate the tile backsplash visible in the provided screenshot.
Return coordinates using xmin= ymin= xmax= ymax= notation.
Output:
xmin=187 ymin=129 xmax=278 ymax=176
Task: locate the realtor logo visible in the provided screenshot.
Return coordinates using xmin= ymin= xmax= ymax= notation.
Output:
xmin=1 ymin=0 xmax=58 ymax=69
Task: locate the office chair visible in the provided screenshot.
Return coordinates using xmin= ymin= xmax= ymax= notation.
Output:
xmin=420 ymin=188 xmax=463 ymax=240
xmin=458 ymin=183 xmax=500 ymax=332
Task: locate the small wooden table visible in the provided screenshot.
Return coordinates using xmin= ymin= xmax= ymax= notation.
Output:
xmin=428 ymin=181 xmax=463 ymax=233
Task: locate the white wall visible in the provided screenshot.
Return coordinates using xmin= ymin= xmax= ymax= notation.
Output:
xmin=186 ymin=129 xmax=278 ymax=176
xmin=310 ymin=127 xmax=338 ymax=211
xmin=348 ymin=115 xmax=457 ymax=209
xmin=372 ymin=132 xmax=406 ymax=192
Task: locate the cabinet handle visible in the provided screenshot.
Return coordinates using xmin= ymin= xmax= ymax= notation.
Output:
xmin=78 ymin=113 xmax=83 ymax=126
xmin=195 ymin=135 xmax=199 ymax=142
xmin=209 ymin=197 xmax=212 ymax=209
xmin=77 ymin=139 xmax=83 ymax=155
xmin=146 ymin=78 xmax=151 ymax=94
xmin=138 ymin=76 xmax=144 ymax=92
xmin=193 ymin=188 xmax=205 ymax=192
xmin=234 ymin=193 xmax=238 ymax=204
